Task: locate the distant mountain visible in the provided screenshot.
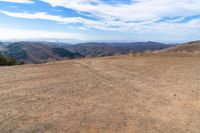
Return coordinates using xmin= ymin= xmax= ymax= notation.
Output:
xmin=52 ymin=48 xmax=83 ymax=58
xmin=1 ymin=41 xmax=172 ymax=64
xmin=0 ymin=41 xmax=5 ymax=47
xmin=0 ymin=42 xmax=5 ymax=51
xmin=65 ymin=42 xmax=172 ymax=57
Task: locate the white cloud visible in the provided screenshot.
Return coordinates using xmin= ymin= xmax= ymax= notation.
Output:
xmin=1 ymin=9 xmax=200 ymax=34
xmin=2 ymin=0 xmax=200 ymax=21
xmin=0 ymin=10 xmax=120 ymax=31
xmin=165 ymin=17 xmax=185 ymax=23
xmin=0 ymin=0 xmax=200 ymax=40
xmin=36 ymin=0 xmax=200 ymax=33
xmin=0 ymin=28 xmax=84 ymax=40
xmin=0 ymin=0 xmax=33 ymax=3
xmin=40 ymin=0 xmax=200 ymax=21
xmin=0 ymin=11 xmax=89 ymax=23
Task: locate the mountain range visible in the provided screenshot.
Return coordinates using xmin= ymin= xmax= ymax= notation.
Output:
xmin=0 ymin=41 xmax=172 ymax=64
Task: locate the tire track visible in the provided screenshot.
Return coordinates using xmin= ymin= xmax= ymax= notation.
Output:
xmin=75 ymin=61 xmax=117 ymax=85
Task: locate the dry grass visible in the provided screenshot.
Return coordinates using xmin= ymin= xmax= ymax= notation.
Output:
xmin=0 ymin=54 xmax=200 ymax=133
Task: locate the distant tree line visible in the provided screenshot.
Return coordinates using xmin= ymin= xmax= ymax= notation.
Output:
xmin=0 ymin=52 xmax=17 ymax=66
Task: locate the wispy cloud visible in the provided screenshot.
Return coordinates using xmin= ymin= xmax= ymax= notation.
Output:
xmin=1 ymin=10 xmax=199 ymax=33
xmin=0 ymin=11 xmax=90 ymax=24
xmin=0 ymin=0 xmax=33 ymax=3
xmin=40 ymin=0 xmax=200 ymax=21
xmin=38 ymin=0 xmax=200 ymax=33
xmin=0 ymin=10 xmax=123 ymax=31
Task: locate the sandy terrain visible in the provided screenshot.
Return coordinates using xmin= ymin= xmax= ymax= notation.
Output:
xmin=0 ymin=54 xmax=200 ymax=133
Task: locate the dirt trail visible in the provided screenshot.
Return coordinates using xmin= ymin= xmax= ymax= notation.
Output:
xmin=0 ymin=55 xmax=200 ymax=133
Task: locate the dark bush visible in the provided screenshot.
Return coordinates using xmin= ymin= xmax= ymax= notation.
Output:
xmin=0 ymin=52 xmax=17 ymax=66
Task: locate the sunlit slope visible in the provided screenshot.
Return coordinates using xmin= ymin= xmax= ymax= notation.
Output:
xmin=158 ymin=41 xmax=200 ymax=54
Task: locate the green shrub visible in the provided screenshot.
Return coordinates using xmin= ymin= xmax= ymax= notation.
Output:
xmin=0 ymin=52 xmax=17 ymax=66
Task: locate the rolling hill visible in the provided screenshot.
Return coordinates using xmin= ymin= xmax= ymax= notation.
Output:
xmin=158 ymin=41 xmax=200 ymax=55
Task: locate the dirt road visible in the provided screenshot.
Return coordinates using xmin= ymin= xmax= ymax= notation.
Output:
xmin=0 ymin=55 xmax=200 ymax=133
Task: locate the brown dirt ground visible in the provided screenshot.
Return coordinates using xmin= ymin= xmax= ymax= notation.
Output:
xmin=0 ymin=54 xmax=200 ymax=133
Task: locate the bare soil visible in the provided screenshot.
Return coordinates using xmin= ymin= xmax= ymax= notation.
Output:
xmin=0 ymin=54 xmax=200 ymax=133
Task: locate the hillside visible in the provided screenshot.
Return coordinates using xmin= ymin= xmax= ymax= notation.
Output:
xmin=3 ymin=42 xmax=83 ymax=64
xmin=158 ymin=41 xmax=200 ymax=54
xmin=0 ymin=54 xmax=199 ymax=133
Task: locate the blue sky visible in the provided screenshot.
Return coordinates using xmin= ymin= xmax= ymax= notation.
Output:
xmin=0 ymin=0 xmax=200 ymax=43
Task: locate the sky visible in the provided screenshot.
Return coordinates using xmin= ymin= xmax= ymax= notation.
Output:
xmin=0 ymin=0 xmax=200 ymax=43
